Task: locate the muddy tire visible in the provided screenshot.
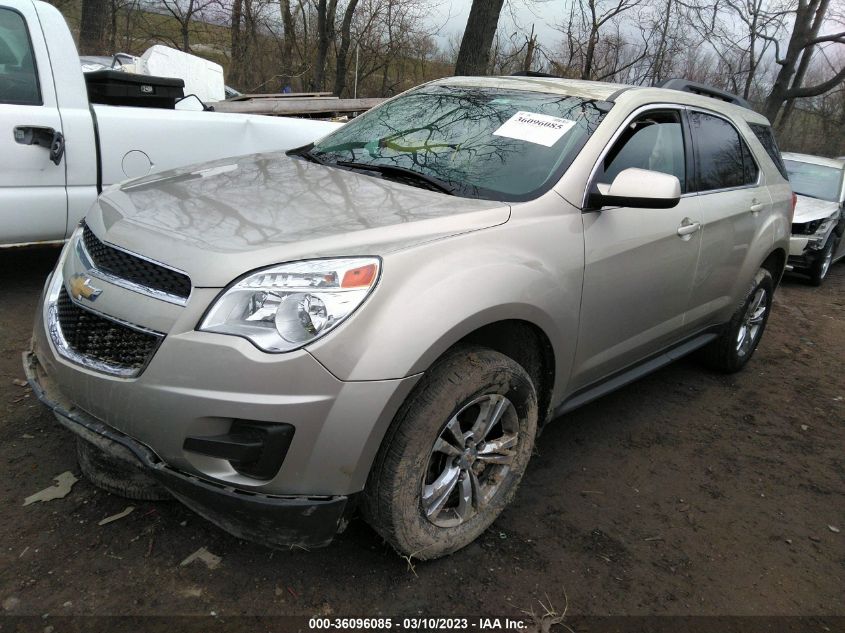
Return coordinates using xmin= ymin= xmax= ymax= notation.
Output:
xmin=76 ymin=438 xmax=171 ymax=501
xmin=701 ymin=268 xmax=774 ymax=373
xmin=362 ymin=346 xmax=538 ymax=560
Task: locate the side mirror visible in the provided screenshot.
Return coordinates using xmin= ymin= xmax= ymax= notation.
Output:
xmin=589 ymin=168 xmax=681 ymax=210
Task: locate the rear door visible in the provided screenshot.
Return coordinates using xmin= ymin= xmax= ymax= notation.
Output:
xmin=0 ymin=1 xmax=66 ymax=246
xmin=570 ymin=107 xmax=703 ymax=391
xmin=683 ymin=110 xmax=771 ymax=329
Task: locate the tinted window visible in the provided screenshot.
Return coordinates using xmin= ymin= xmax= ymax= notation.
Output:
xmin=742 ymin=140 xmax=759 ymax=184
xmin=0 ymin=8 xmax=40 ymax=105
xmin=690 ymin=112 xmax=758 ymax=191
xmin=749 ymin=123 xmax=789 ymax=180
xmin=311 ymin=85 xmax=609 ymax=201
xmin=595 ymin=110 xmax=686 ymax=192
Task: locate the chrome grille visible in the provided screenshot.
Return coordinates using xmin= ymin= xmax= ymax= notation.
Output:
xmin=82 ymin=224 xmax=191 ymax=300
xmin=56 ymin=287 xmax=162 ymax=374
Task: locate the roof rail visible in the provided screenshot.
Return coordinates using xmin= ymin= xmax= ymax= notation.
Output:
xmin=657 ymin=78 xmax=752 ymax=110
xmin=510 ymin=71 xmax=562 ymax=79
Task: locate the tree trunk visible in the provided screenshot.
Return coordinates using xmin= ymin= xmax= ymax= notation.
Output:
xmin=230 ymin=0 xmax=243 ymax=89
xmin=777 ymin=0 xmax=828 ymax=131
xmin=181 ymin=21 xmax=190 ymax=52
xmin=313 ymin=0 xmax=338 ymax=91
xmin=79 ymin=0 xmax=107 ymax=54
xmin=581 ymin=30 xmax=598 ymax=79
xmin=763 ymin=0 xmax=827 ymax=122
xmin=454 ymin=0 xmax=506 ymax=76
xmin=522 ymin=24 xmax=536 ymax=72
xmin=333 ymin=0 xmax=359 ymax=96
xmin=280 ymin=0 xmax=295 ymax=89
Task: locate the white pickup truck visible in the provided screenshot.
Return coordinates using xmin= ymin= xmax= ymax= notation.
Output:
xmin=0 ymin=0 xmax=339 ymax=247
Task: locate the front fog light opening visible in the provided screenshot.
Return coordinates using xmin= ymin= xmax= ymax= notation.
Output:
xmin=183 ymin=420 xmax=296 ymax=481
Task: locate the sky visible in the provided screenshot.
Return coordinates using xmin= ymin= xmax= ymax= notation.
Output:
xmin=430 ymin=0 xmax=565 ymax=52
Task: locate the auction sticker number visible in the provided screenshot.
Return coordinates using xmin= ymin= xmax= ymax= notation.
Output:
xmin=492 ymin=111 xmax=576 ymax=147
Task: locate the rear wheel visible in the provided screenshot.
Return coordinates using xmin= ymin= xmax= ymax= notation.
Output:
xmin=362 ymin=347 xmax=538 ymax=560
xmin=701 ymin=268 xmax=774 ymax=373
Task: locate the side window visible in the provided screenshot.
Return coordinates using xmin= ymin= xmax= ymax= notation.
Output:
xmin=749 ymin=123 xmax=789 ymax=180
xmin=689 ymin=112 xmax=757 ymax=191
xmin=595 ymin=110 xmax=687 ymax=193
xmin=741 ymin=140 xmax=759 ymax=184
xmin=0 ymin=8 xmax=40 ymax=105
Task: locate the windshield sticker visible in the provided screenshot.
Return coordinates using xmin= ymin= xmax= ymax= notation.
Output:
xmin=493 ymin=111 xmax=577 ymax=147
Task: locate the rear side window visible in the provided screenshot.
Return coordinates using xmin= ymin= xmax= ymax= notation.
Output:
xmin=0 ymin=8 xmax=40 ymax=105
xmin=749 ymin=123 xmax=789 ymax=180
xmin=689 ymin=112 xmax=757 ymax=191
xmin=595 ymin=110 xmax=687 ymax=192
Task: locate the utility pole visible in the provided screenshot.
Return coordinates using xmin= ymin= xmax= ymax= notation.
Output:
xmin=354 ymin=42 xmax=360 ymax=99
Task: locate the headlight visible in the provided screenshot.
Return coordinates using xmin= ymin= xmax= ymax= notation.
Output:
xmin=199 ymin=258 xmax=380 ymax=352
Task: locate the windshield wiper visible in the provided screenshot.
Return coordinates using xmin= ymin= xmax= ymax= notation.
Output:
xmin=286 ymin=143 xmax=328 ymax=165
xmin=335 ymin=160 xmax=456 ymax=195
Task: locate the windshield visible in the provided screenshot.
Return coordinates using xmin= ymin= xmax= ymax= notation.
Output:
xmin=308 ymin=84 xmax=610 ymax=201
xmin=784 ymin=159 xmax=843 ymax=202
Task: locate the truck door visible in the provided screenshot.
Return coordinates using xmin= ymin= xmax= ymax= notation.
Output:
xmin=0 ymin=2 xmax=66 ymax=246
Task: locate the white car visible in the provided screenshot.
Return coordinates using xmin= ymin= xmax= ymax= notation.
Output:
xmin=783 ymin=152 xmax=845 ymax=285
xmin=0 ymin=0 xmax=338 ymax=248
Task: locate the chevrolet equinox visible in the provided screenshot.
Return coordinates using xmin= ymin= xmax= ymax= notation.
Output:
xmin=25 ymin=76 xmax=793 ymax=559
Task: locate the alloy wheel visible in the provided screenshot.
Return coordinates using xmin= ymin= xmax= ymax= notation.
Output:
xmin=421 ymin=394 xmax=520 ymax=528
xmin=736 ymin=287 xmax=767 ymax=358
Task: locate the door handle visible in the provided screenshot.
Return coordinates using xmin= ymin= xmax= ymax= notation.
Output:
xmin=14 ymin=126 xmax=65 ymax=165
xmin=749 ymin=203 xmax=765 ymax=213
xmin=677 ymin=219 xmax=701 ymax=237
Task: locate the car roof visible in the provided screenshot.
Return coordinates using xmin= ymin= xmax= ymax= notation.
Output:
xmin=431 ymin=76 xmax=771 ymax=125
xmin=781 ymin=152 xmax=845 ymax=170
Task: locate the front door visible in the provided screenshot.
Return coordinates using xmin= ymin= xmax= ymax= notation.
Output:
xmin=570 ymin=108 xmax=703 ymax=391
xmin=0 ymin=3 xmax=66 ymax=246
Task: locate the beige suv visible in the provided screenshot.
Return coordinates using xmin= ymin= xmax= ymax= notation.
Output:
xmin=25 ymin=76 xmax=793 ymax=559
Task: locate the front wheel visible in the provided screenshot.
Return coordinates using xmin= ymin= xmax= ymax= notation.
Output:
xmin=701 ymin=268 xmax=774 ymax=373
xmin=808 ymin=238 xmax=835 ymax=286
xmin=362 ymin=347 xmax=538 ymax=560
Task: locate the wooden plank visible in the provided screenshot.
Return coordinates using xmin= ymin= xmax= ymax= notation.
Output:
xmin=213 ymin=97 xmax=385 ymax=116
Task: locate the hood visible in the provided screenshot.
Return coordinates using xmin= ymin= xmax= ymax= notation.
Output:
xmin=88 ymin=153 xmax=510 ymax=287
xmin=793 ymin=194 xmax=840 ymax=224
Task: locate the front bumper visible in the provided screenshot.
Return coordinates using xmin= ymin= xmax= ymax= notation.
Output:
xmin=24 ymin=349 xmax=348 ymax=549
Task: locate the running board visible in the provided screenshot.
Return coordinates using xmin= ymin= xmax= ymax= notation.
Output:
xmin=554 ymin=332 xmax=719 ymax=417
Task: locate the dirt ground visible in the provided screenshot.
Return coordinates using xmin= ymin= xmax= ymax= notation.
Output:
xmin=0 ymin=246 xmax=842 ymax=627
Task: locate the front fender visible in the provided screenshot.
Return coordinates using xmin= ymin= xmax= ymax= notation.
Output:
xmin=306 ymin=205 xmax=584 ymax=405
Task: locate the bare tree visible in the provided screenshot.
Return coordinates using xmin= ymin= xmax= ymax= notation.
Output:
xmin=763 ymin=0 xmax=845 ymax=124
xmin=333 ymin=0 xmax=361 ymax=95
xmin=79 ymin=0 xmax=108 ymax=53
xmin=159 ymin=0 xmax=216 ymax=51
xmin=454 ymin=0 xmax=506 ymax=75
xmin=314 ymin=0 xmax=339 ymax=89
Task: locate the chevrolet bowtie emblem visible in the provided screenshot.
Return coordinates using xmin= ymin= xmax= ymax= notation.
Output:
xmin=68 ymin=274 xmax=103 ymax=302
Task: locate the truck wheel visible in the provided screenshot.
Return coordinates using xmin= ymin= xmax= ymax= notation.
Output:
xmin=701 ymin=268 xmax=774 ymax=373
xmin=808 ymin=238 xmax=835 ymax=286
xmin=76 ymin=438 xmax=171 ymax=501
xmin=362 ymin=346 xmax=538 ymax=560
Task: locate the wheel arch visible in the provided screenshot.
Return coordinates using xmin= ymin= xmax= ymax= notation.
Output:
xmin=760 ymin=247 xmax=786 ymax=286
xmin=450 ymin=319 xmax=557 ymax=425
